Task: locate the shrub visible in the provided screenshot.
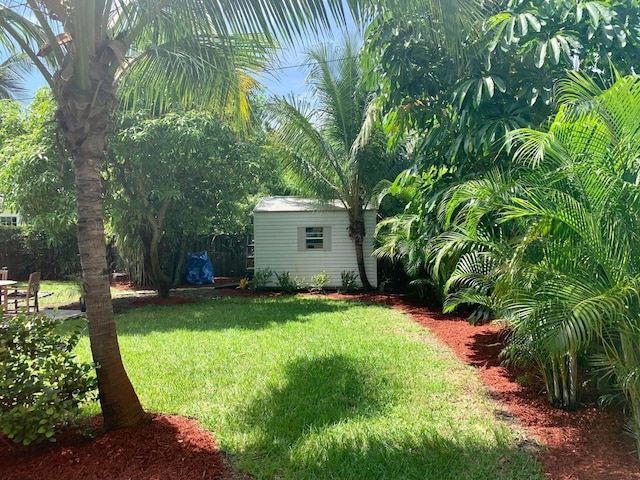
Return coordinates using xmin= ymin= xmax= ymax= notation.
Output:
xmin=0 ymin=314 xmax=97 ymax=446
xmin=251 ymin=268 xmax=273 ymax=290
xmin=275 ymin=271 xmax=300 ymax=293
xmin=340 ymin=270 xmax=359 ymax=293
xmin=309 ymin=271 xmax=330 ymax=293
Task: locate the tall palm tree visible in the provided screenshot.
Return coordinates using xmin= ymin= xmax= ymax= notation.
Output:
xmin=268 ymin=36 xmax=394 ymax=289
xmin=0 ymin=0 xmax=483 ymax=430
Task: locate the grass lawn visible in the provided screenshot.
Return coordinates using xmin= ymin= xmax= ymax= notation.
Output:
xmin=27 ymin=280 xmax=131 ymax=310
xmin=74 ymin=295 xmax=543 ymax=480
xmin=37 ymin=281 xmax=83 ymax=308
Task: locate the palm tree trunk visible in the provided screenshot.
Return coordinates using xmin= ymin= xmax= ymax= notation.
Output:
xmin=348 ymin=208 xmax=373 ymax=290
xmin=56 ymin=62 xmax=146 ymax=430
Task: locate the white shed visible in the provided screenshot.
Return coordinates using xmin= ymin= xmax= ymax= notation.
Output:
xmin=252 ymin=196 xmax=377 ymax=288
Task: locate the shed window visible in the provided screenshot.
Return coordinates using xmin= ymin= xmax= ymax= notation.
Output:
xmin=305 ymin=227 xmax=324 ymax=249
xmin=298 ymin=226 xmax=331 ymax=251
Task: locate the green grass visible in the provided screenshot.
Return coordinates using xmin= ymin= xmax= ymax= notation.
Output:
xmin=32 ymin=281 xmax=127 ymax=309
xmin=37 ymin=281 xmax=82 ymax=308
xmin=74 ymin=295 xmax=544 ymax=480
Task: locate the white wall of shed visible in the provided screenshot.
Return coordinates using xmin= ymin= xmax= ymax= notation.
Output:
xmin=253 ymin=208 xmax=377 ymax=288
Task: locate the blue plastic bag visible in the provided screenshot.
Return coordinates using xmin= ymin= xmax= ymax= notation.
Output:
xmin=183 ymin=251 xmax=214 ymax=285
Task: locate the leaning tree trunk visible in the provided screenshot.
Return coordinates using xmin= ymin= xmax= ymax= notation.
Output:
xmin=348 ymin=208 xmax=373 ymax=290
xmin=145 ymin=198 xmax=173 ymax=298
xmin=55 ymin=60 xmax=146 ymax=431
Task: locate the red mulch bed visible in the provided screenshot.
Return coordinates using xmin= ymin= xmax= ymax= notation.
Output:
xmin=2 ymin=290 xmax=640 ymax=479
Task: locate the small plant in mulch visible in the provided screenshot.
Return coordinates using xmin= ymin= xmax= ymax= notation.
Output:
xmin=275 ymin=271 xmax=301 ymax=293
xmin=251 ymin=268 xmax=274 ymax=290
xmin=340 ymin=270 xmax=359 ymax=293
xmin=309 ymin=271 xmax=330 ymax=294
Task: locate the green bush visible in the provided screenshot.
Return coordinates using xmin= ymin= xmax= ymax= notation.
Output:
xmin=340 ymin=270 xmax=359 ymax=292
xmin=275 ymin=271 xmax=300 ymax=293
xmin=0 ymin=314 xmax=97 ymax=446
xmin=0 ymin=225 xmax=80 ymax=280
xmin=309 ymin=271 xmax=330 ymax=293
xmin=251 ymin=267 xmax=274 ymax=290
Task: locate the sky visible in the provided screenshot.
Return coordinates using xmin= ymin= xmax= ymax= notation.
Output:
xmin=16 ymin=8 xmax=359 ymax=105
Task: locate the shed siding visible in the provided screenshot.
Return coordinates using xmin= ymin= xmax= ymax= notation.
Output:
xmin=254 ymin=209 xmax=377 ymax=288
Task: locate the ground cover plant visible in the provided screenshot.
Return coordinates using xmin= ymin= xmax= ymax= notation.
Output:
xmin=68 ymin=295 xmax=542 ymax=480
xmin=0 ymin=314 xmax=96 ymax=446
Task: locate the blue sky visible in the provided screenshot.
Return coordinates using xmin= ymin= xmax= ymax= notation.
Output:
xmin=18 ymin=9 xmax=359 ymax=105
xmin=21 ymin=42 xmax=316 ymax=103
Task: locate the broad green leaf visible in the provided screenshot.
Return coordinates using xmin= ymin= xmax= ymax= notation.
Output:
xmin=507 ymin=17 xmax=516 ymax=43
xmin=585 ymin=2 xmax=601 ymax=28
xmin=483 ymin=76 xmax=495 ymax=98
xmin=493 ymin=75 xmax=507 ymax=93
xmin=535 ymin=40 xmax=547 ymax=68
xmin=614 ymin=24 xmax=627 ymax=47
xmin=518 ymin=13 xmax=528 ymax=36
xmin=550 ymin=37 xmax=561 ymax=64
xmin=524 ymin=13 xmax=541 ymax=32
xmin=474 ymin=80 xmax=483 ymax=107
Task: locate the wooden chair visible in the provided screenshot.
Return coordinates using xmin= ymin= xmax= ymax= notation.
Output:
xmin=7 ymin=271 xmax=41 ymax=313
xmin=0 ymin=268 xmax=8 ymax=280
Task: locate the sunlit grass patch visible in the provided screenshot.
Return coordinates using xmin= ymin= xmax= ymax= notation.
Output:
xmin=75 ymin=296 xmax=543 ymax=479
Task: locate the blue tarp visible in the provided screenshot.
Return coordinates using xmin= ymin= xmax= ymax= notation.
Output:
xmin=183 ymin=251 xmax=214 ymax=285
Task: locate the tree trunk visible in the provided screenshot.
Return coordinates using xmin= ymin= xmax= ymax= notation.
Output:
xmin=148 ymin=214 xmax=173 ymax=298
xmin=348 ymin=207 xmax=373 ymax=290
xmin=55 ymin=60 xmax=146 ymax=430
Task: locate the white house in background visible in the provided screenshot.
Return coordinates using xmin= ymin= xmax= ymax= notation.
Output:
xmin=0 ymin=212 xmax=19 ymax=226
xmin=252 ymin=196 xmax=377 ymax=288
xmin=0 ymin=196 xmax=20 ymax=226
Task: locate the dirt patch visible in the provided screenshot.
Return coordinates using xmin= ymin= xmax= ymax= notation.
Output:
xmin=3 ymin=290 xmax=639 ymax=479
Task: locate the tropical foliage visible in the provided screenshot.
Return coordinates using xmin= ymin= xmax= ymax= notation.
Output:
xmin=365 ymin=0 xmax=640 ymax=171
xmin=0 ymin=53 xmax=30 ymax=99
xmin=106 ymin=109 xmax=278 ymax=297
xmin=0 ymin=89 xmax=76 ymax=242
xmin=427 ymin=73 xmax=640 ymax=455
xmin=268 ymin=36 xmax=398 ymax=289
xmin=373 ymin=2 xmax=640 ymax=456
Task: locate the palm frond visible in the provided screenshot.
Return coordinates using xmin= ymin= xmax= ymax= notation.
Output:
xmin=119 ymin=34 xmax=268 ymax=121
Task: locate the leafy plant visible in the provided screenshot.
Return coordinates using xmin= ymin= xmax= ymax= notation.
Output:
xmin=309 ymin=271 xmax=330 ymax=294
xmin=0 ymin=314 xmax=97 ymax=446
xmin=275 ymin=271 xmax=299 ymax=293
xmin=251 ymin=268 xmax=274 ymax=290
xmin=237 ymin=277 xmax=250 ymax=290
xmin=340 ymin=270 xmax=359 ymax=293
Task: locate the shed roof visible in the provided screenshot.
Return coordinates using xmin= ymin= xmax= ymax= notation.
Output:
xmin=253 ymin=196 xmax=375 ymax=213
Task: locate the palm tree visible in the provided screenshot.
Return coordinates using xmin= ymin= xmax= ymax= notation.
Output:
xmin=268 ymin=36 xmax=395 ymax=289
xmin=438 ymin=71 xmax=640 ymax=454
xmin=0 ymin=0 xmax=483 ymax=430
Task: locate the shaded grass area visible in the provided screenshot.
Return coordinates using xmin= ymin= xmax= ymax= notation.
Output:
xmin=74 ymin=295 xmax=543 ymax=480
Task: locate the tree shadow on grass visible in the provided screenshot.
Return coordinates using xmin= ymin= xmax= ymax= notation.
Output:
xmin=241 ymin=353 xmax=394 ymax=444
xmin=236 ymin=354 xmax=543 ymax=479
xmin=113 ymin=296 xmax=350 ymax=335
